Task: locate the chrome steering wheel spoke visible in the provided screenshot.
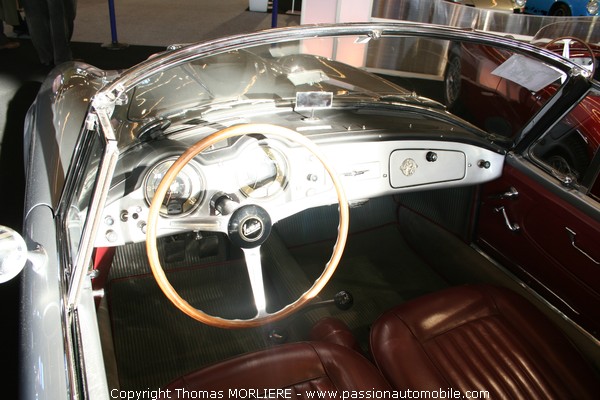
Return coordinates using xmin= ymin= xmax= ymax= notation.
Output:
xmin=163 ymin=214 xmax=229 ymax=234
xmin=242 ymin=246 xmax=268 ymax=317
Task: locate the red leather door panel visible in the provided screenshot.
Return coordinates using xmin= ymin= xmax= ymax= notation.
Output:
xmin=477 ymin=162 xmax=600 ymax=338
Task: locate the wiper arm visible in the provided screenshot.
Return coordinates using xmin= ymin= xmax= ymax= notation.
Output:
xmin=320 ymin=76 xmax=445 ymax=109
xmin=379 ymin=93 xmax=445 ymax=109
xmin=325 ymin=77 xmax=382 ymax=98
xmin=137 ymin=118 xmax=172 ymax=142
xmin=288 ymin=70 xmax=382 ymax=99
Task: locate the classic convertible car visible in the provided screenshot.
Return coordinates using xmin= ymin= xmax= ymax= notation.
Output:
xmin=1 ymin=22 xmax=599 ymax=399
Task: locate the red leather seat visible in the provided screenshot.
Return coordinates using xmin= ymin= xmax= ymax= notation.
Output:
xmin=370 ymin=284 xmax=599 ymax=399
xmin=310 ymin=316 xmax=363 ymax=354
xmin=157 ymin=342 xmax=390 ymax=399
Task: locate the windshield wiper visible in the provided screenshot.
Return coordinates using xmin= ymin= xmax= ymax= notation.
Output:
xmin=138 ymin=118 xmax=172 ymax=142
xmin=379 ymin=93 xmax=445 ymax=110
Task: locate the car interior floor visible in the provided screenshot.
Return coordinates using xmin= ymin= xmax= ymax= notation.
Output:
xmin=97 ymin=189 xmax=544 ymax=390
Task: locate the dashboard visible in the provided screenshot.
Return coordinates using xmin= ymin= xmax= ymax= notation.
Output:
xmin=94 ymin=135 xmax=504 ymax=247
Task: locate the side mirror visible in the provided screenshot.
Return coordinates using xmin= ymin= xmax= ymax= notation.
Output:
xmin=0 ymin=226 xmax=28 ymax=283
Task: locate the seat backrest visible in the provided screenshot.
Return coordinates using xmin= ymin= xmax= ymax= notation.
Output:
xmin=370 ymin=284 xmax=600 ymax=399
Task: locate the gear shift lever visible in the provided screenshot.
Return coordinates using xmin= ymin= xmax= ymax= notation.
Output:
xmin=311 ymin=290 xmax=353 ymax=310
xmin=267 ymin=290 xmax=354 ymax=344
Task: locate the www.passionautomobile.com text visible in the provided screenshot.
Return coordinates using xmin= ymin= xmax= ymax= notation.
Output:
xmin=110 ymin=388 xmax=491 ymax=399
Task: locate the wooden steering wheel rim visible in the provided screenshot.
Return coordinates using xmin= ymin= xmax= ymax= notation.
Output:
xmin=145 ymin=123 xmax=350 ymax=328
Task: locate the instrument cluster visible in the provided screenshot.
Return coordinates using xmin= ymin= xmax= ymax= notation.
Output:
xmin=141 ymin=140 xmax=291 ymax=218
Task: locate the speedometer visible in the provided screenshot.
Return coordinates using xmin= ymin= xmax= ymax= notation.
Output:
xmin=238 ymin=143 xmax=288 ymax=199
xmin=143 ymin=158 xmax=205 ymax=217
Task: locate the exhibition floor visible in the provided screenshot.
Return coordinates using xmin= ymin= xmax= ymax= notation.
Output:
xmin=73 ymin=0 xmax=300 ymax=46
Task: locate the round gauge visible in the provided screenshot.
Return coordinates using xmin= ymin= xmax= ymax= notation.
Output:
xmin=238 ymin=144 xmax=289 ymax=199
xmin=144 ymin=158 xmax=205 ymax=217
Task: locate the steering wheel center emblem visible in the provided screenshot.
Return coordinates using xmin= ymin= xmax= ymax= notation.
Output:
xmin=241 ymin=217 xmax=263 ymax=241
xmin=228 ymin=204 xmax=272 ymax=248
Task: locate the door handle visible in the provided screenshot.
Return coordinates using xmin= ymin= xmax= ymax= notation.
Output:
xmin=565 ymin=227 xmax=599 ymax=265
xmin=494 ymin=206 xmax=520 ymax=232
xmin=488 ymin=186 xmax=519 ymax=200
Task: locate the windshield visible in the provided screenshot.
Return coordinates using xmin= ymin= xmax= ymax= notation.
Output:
xmin=127 ymin=46 xmax=410 ymax=122
xmin=104 ymin=24 xmax=578 ymax=150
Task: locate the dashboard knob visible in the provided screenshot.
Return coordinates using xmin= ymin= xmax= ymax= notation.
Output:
xmin=478 ymin=160 xmax=491 ymax=169
xmin=105 ymin=230 xmax=118 ymax=243
xmin=425 ymin=151 xmax=438 ymax=162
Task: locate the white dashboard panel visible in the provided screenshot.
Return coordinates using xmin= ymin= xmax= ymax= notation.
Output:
xmin=95 ymin=139 xmax=504 ymax=247
xmin=320 ymin=140 xmax=503 ymax=202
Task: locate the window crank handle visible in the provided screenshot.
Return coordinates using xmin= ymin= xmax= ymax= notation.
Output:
xmin=494 ymin=206 xmax=520 ymax=232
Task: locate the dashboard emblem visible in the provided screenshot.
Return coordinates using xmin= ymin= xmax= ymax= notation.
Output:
xmin=400 ymin=158 xmax=418 ymax=176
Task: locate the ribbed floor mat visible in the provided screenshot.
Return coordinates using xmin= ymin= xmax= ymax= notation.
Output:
xmin=289 ymin=223 xmax=450 ymax=351
xmin=107 ymin=232 xmax=326 ymax=390
xmin=107 ymin=223 xmax=449 ymax=390
xmin=108 ymin=257 xmax=273 ymax=390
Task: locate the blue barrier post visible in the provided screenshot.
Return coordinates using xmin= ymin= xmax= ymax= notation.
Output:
xmin=272 ymin=0 xmax=279 ymax=27
xmin=103 ymin=0 xmax=128 ymax=49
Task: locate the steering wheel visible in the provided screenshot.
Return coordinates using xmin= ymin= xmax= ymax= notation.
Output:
xmin=544 ymin=36 xmax=596 ymax=78
xmin=145 ymin=123 xmax=349 ymax=328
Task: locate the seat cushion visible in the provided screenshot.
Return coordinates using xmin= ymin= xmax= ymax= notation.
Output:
xmin=370 ymin=284 xmax=599 ymax=399
xmin=158 ymin=342 xmax=390 ymax=399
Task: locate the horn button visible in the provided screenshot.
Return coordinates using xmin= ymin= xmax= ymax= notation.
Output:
xmin=228 ymin=204 xmax=272 ymax=248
